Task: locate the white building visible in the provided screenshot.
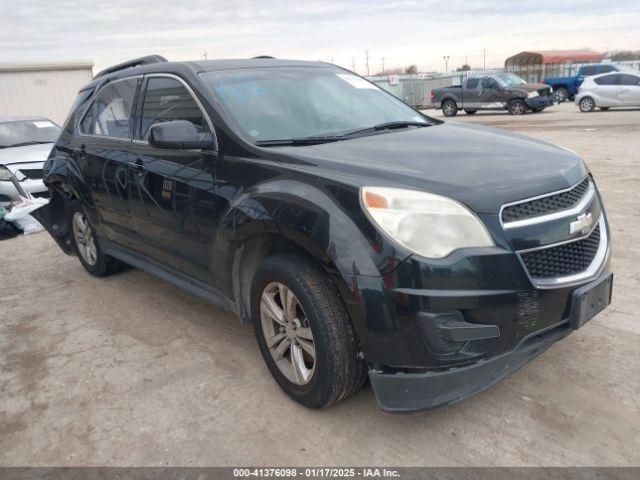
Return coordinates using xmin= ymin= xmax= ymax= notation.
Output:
xmin=0 ymin=62 xmax=94 ymax=125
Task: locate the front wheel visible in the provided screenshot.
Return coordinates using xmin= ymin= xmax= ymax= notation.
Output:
xmin=508 ymin=99 xmax=527 ymax=115
xmin=252 ymin=254 xmax=367 ymax=409
xmin=69 ymin=203 xmax=124 ymax=277
xmin=463 ymin=109 xmax=477 ymax=115
xmin=579 ymin=97 xmax=596 ymax=112
xmin=600 ymin=107 xmax=610 ymax=111
xmin=442 ymin=99 xmax=458 ymax=117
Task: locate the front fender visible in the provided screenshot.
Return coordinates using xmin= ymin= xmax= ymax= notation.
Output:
xmin=217 ymin=179 xmax=408 ymax=279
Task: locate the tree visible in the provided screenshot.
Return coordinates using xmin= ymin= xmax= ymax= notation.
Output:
xmin=456 ymin=64 xmax=471 ymax=72
xmin=404 ymin=65 xmax=418 ymax=74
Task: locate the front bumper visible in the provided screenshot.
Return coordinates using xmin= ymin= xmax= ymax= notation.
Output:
xmin=0 ymin=178 xmax=48 ymax=205
xmin=525 ymin=95 xmax=554 ymax=109
xmin=369 ymin=320 xmax=572 ymax=412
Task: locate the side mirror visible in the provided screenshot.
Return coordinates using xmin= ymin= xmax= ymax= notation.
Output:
xmin=149 ymin=120 xmax=215 ymax=150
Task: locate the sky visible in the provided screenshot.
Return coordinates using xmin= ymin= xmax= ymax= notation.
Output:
xmin=1 ymin=0 xmax=639 ymax=75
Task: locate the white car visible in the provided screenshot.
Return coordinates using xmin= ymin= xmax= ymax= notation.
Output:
xmin=0 ymin=116 xmax=60 ymax=206
xmin=575 ymin=71 xmax=640 ymax=112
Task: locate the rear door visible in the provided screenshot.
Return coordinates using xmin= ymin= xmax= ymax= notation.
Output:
xmin=461 ymin=77 xmax=481 ymax=109
xmin=127 ymin=74 xmax=218 ymax=283
xmin=77 ymin=76 xmax=141 ymax=249
xmin=616 ymin=74 xmax=640 ymax=106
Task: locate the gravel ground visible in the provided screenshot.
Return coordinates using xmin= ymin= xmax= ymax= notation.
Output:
xmin=1 ymin=102 xmax=639 ymax=466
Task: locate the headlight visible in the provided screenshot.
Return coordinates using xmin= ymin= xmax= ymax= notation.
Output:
xmin=361 ymin=187 xmax=494 ymax=259
xmin=527 ymin=91 xmax=539 ymax=99
xmin=0 ymin=165 xmax=15 ymax=181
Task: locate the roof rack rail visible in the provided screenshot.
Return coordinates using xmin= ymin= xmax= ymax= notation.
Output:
xmin=94 ymin=55 xmax=168 ymax=78
xmin=252 ymin=55 xmax=275 ymax=59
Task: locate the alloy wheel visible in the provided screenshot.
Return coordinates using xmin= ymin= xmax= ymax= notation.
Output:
xmin=72 ymin=211 xmax=98 ymax=266
xmin=260 ymin=282 xmax=316 ymax=385
xmin=580 ymin=98 xmax=594 ymax=112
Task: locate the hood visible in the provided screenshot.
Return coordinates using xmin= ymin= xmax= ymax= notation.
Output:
xmin=513 ymin=82 xmax=550 ymax=93
xmin=271 ymin=123 xmax=586 ymax=214
xmin=0 ymin=143 xmax=53 ymax=166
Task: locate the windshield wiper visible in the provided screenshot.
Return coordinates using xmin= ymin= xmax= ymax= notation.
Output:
xmin=341 ymin=121 xmax=430 ymax=138
xmin=255 ymin=136 xmax=342 ymax=147
xmin=4 ymin=141 xmax=53 ymax=148
xmin=254 ymin=121 xmax=430 ymax=147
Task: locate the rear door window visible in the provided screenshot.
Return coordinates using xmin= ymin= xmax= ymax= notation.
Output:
xmin=80 ymin=77 xmax=138 ymax=139
xmin=465 ymin=78 xmax=479 ymax=89
xmin=138 ymin=77 xmax=208 ymax=140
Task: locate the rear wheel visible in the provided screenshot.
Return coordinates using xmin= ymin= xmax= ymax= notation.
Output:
xmin=555 ymin=87 xmax=568 ymax=103
xmin=70 ymin=203 xmax=124 ymax=277
xmin=600 ymin=107 xmax=610 ymax=111
xmin=508 ymin=99 xmax=526 ymax=115
xmin=252 ymin=254 xmax=367 ymax=409
xmin=463 ymin=109 xmax=477 ymax=115
xmin=579 ymin=96 xmax=596 ymax=112
xmin=442 ymin=99 xmax=458 ymax=117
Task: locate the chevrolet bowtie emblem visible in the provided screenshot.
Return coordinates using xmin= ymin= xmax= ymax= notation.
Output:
xmin=570 ymin=212 xmax=593 ymax=236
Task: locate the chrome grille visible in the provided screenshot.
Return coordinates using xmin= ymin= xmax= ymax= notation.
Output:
xmin=502 ymin=177 xmax=590 ymax=223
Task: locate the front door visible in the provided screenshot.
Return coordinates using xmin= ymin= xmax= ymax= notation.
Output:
xmin=128 ymin=75 xmax=218 ymax=284
xmin=77 ymin=76 xmax=140 ymax=249
xmin=480 ymin=77 xmax=504 ymax=109
xmin=594 ymin=74 xmax=619 ymax=106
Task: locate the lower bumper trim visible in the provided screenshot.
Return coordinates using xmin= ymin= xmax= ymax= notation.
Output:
xmin=369 ymin=324 xmax=571 ymax=412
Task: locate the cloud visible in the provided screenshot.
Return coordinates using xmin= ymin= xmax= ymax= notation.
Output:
xmin=1 ymin=0 xmax=638 ymax=73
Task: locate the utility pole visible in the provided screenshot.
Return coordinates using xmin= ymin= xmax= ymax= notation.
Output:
xmin=203 ymin=50 xmax=208 ymax=60
xmin=443 ymin=55 xmax=450 ymax=73
xmin=352 ymin=57 xmax=356 ymax=72
xmin=482 ymin=48 xmax=486 ymax=70
xmin=380 ymin=57 xmax=385 ymax=74
xmin=365 ymin=49 xmax=370 ymax=76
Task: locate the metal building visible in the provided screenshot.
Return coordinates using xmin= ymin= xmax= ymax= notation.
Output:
xmin=0 ymin=62 xmax=94 ymax=125
xmin=504 ymin=50 xmax=604 ymax=82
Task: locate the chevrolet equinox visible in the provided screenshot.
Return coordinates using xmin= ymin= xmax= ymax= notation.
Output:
xmin=36 ymin=56 xmax=613 ymax=412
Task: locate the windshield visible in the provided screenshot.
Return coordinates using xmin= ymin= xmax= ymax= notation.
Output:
xmin=495 ymin=73 xmax=527 ymax=87
xmin=201 ymin=67 xmax=429 ymax=143
xmin=0 ymin=119 xmax=60 ymax=148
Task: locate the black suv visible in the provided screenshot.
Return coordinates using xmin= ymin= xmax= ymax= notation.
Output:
xmin=36 ymin=56 xmax=612 ymax=412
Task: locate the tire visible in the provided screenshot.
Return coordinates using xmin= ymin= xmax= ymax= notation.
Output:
xmin=251 ymin=253 xmax=367 ymax=409
xmin=555 ymin=87 xmax=568 ymax=103
xmin=532 ymin=107 xmax=545 ymax=112
xmin=579 ymin=96 xmax=596 ymax=112
xmin=600 ymin=107 xmax=610 ymax=111
xmin=464 ymin=109 xmax=477 ymax=115
xmin=69 ymin=202 xmax=124 ymax=277
xmin=508 ymin=99 xmax=527 ymax=115
xmin=442 ymin=99 xmax=458 ymax=117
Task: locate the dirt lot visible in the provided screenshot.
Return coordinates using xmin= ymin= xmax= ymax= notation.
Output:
xmin=1 ymin=102 xmax=639 ymax=466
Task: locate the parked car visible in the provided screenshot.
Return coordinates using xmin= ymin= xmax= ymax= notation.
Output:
xmin=543 ymin=64 xmax=619 ymax=102
xmin=431 ymin=73 xmax=554 ymax=116
xmin=575 ymin=71 xmax=640 ymax=112
xmin=0 ymin=116 xmax=60 ymax=206
xmin=36 ymin=56 xmax=612 ymax=412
